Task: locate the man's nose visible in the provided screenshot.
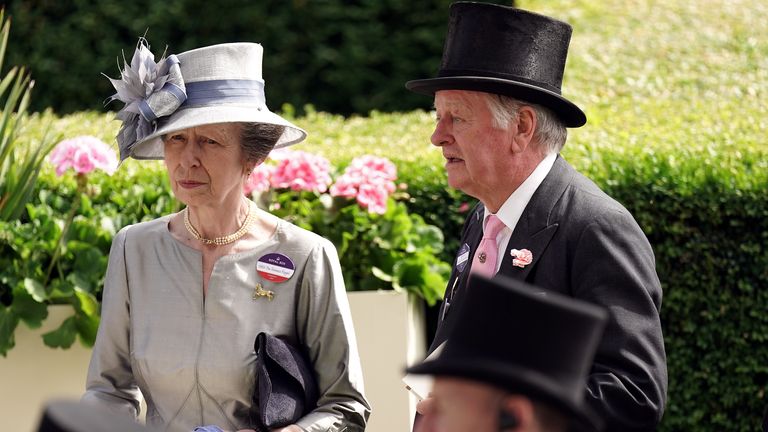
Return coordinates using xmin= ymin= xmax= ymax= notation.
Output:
xmin=431 ymin=118 xmax=452 ymax=147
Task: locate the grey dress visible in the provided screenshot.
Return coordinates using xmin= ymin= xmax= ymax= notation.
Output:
xmin=83 ymin=215 xmax=370 ymax=432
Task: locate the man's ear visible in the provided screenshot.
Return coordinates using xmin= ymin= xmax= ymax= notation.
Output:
xmin=501 ymin=395 xmax=535 ymax=431
xmin=510 ymin=106 xmax=537 ymax=154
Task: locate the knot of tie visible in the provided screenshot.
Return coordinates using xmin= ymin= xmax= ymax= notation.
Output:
xmin=483 ymin=215 xmax=506 ymax=240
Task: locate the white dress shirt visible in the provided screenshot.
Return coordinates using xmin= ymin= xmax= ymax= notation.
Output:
xmin=482 ymin=153 xmax=557 ymax=274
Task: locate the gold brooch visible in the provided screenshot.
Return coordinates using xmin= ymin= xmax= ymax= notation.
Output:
xmin=478 ymin=251 xmax=487 ymax=263
xmin=253 ymin=283 xmax=274 ymax=301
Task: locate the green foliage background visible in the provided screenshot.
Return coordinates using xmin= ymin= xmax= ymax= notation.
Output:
xmin=2 ymin=0 xmax=500 ymax=115
xmin=2 ymin=0 xmax=768 ymax=431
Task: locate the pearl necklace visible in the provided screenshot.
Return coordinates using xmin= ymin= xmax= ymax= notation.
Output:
xmin=184 ymin=201 xmax=255 ymax=246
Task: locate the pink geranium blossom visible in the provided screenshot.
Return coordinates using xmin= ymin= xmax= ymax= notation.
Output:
xmin=347 ymin=155 xmax=397 ymax=182
xmin=330 ymin=155 xmax=398 ymax=214
xmin=49 ymin=136 xmax=118 ymax=176
xmin=355 ymin=182 xmax=391 ymax=215
xmin=271 ymin=150 xmax=333 ymax=193
xmin=244 ymin=163 xmax=274 ymax=195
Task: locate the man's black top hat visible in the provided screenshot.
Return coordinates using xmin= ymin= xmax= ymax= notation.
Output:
xmin=406 ymin=274 xmax=608 ymax=431
xmin=406 ymin=2 xmax=586 ymax=128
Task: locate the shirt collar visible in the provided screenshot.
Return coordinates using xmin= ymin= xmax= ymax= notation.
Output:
xmin=484 ymin=153 xmax=557 ymax=231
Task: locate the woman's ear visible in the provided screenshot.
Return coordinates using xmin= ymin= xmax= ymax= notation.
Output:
xmin=243 ymin=162 xmax=256 ymax=176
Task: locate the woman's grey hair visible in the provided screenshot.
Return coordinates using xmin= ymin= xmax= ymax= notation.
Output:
xmin=484 ymin=94 xmax=568 ymax=154
xmin=240 ymin=123 xmax=285 ymax=165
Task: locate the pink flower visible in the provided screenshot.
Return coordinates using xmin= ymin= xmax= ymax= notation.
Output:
xmin=270 ymin=150 xmax=332 ymax=193
xmin=355 ymin=182 xmax=390 ymax=215
xmin=510 ymin=249 xmax=533 ymax=268
xmin=244 ymin=164 xmax=274 ymax=195
xmin=328 ymin=174 xmax=359 ymax=199
xmin=458 ymin=202 xmax=471 ymax=213
xmin=49 ymin=136 xmax=118 ymax=176
xmin=347 ymin=155 xmax=397 ymax=182
xmin=330 ymin=155 xmax=398 ymax=214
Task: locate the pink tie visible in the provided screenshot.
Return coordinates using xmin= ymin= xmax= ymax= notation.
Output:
xmin=471 ymin=215 xmax=506 ymax=277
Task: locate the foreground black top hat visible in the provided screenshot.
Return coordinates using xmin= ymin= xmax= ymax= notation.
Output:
xmin=406 ymin=2 xmax=586 ymax=127
xmin=407 ymin=274 xmax=608 ymax=431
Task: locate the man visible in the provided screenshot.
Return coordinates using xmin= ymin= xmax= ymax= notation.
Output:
xmin=407 ymin=274 xmax=609 ymax=432
xmin=405 ymin=3 xmax=667 ymax=431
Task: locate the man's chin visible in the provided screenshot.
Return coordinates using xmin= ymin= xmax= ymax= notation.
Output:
xmin=446 ymin=175 xmax=468 ymax=193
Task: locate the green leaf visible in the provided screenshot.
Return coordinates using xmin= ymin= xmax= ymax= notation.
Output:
xmin=67 ymin=270 xmax=93 ymax=293
xmin=412 ymin=223 xmax=445 ymax=253
xmin=42 ymin=316 xmax=77 ymax=349
xmin=0 ymin=305 xmax=19 ymax=356
xmin=74 ymin=287 xmax=99 ymax=317
xmin=371 ymin=266 xmax=393 ymax=282
xmin=48 ymin=277 xmax=75 ymax=300
xmin=74 ymin=310 xmax=99 ymax=347
xmin=23 ymin=277 xmax=47 ymax=302
xmin=12 ymin=284 xmax=48 ymax=329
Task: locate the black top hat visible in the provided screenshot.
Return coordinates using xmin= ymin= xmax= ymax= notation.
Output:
xmin=406 ymin=274 xmax=608 ymax=431
xmin=406 ymin=2 xmax=586 ymax=128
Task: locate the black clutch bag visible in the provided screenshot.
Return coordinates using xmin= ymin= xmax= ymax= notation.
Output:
xmin=253 ymin=332 xmax=319 ymax=432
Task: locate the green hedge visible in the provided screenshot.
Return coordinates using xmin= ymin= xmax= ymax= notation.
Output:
xmin=2 ymin=0 xmax=516 ymax=115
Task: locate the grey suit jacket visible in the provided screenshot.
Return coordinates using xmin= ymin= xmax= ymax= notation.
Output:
xmin=433 ymin=156 xmax=667 ymax=432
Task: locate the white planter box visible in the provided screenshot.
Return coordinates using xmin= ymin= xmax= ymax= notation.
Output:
xmin=347 ymin=290 xmax=425 ymax=432
xmin=0 ymin=292 xmax=426 ymax=432
xmin=0 ymin=305 xmax=92 ymax=431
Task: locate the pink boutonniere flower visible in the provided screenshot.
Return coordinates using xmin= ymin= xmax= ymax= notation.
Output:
xmin=510 ymin=248 xmax=533 ymax=268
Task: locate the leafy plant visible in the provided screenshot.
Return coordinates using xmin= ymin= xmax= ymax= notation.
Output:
xmin=256 ymin=152 xmax=451 ymax=305
xmin=270 ymin=192 xmax=449 ymax=306
xmin=0 ymin=9 xmax=59 ymax=356
xmin=0 ymin=162 xmax=177 ymax=356
xmin=0 ymin=9 xmax=57 ymax=221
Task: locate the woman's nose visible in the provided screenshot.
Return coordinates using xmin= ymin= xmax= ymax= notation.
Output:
xmin=179 ymin=140 xmax=201 ymax=168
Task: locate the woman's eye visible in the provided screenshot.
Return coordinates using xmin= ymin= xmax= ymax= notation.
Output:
xmin=204 ymin=138 xmax=219 ymax=145
xmin=169 ymin=134 xmax=185 ymax=142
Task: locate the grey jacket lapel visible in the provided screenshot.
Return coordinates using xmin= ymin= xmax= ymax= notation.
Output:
xmin=498 ymin=156 xmax=573 ymax=281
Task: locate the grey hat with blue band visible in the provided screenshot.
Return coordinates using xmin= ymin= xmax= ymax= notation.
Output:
xmin=106 ymin=40 xmax=307 ymax=162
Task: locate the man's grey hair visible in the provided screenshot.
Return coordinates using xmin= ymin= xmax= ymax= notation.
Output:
xmin=484 ymin=93 xmax=568 ymax=154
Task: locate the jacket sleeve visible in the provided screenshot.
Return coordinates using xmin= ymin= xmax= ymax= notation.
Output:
xmin=570 ymin=209 xmax=668 ymax=431
xmin=294 ymin=239 xmax=371 ymax=432
xmin=81 ymin=227 xmax=142 ymax=418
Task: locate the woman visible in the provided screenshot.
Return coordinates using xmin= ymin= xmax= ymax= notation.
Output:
xmin=83 ymin=42 xmax=370 ymax=432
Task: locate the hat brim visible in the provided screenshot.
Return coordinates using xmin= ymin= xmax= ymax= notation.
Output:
xmin=405 ymin=76 xmax=586 ymax=128
xmin=129 ymin=105 xmax=307 ymax=160
xmin=406 ymin=358 xmax=603 ymax=432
